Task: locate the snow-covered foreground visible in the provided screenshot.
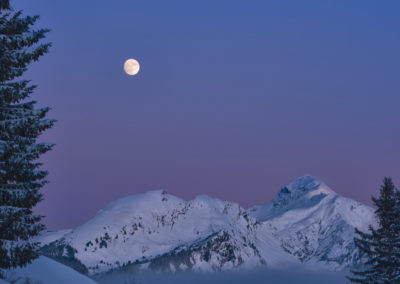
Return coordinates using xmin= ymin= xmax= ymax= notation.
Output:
xmin=1 ymin=260 xmax=352 ymax=284
xmin=3 ymin=256 xmax=97 ymax=284
xmin=95 ymin=268 xmax=351 ymax=284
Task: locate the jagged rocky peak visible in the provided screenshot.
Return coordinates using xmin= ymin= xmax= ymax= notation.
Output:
xmin=248 ymin=175 xmax=337 ymax=221
xmin=273 ymin=175 xmax=337 ymax=212
xmin=277 ymin=175 xmax=336 ymax=201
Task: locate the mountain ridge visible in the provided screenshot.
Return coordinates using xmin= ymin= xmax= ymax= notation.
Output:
xmin=37 ymin=175 xmax=375 ymax=275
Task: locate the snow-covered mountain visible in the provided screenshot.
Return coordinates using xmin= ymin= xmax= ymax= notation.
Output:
xmin=37 ymin=175 xmax=375 ymax=276
xmin=38 ymin=191 xmax=274 ymax=274
xmin=248 ymin=175 xmax=375 ymax=269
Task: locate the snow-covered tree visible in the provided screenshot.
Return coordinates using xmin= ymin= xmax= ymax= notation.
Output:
xmin=0 ymin=0 xmax=54 ymax=277
xmin=349 ymin=177 xmax=400 ymax=283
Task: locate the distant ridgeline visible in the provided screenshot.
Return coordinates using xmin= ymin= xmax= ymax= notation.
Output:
xmin=36 ymin=175 xmax=375 ymax=277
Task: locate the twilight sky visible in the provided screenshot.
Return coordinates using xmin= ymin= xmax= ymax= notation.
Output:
xmin=13 ymin=0 xmax=400 ymax=230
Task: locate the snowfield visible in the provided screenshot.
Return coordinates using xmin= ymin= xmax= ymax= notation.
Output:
xmin=36 ymin=175 xmax=376 ymax=277
xmin=3 ymin=256 xmax=97 ymax=284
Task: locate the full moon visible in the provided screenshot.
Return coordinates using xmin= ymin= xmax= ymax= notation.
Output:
xmin=124 ymin=59 xmax=140 ymax=76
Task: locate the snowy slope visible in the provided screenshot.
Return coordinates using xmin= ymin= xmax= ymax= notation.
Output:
xmin=248 ymin=175 xmax=375 ymax=269
xmin=37 ymin=175 xmax=375 ymax=275
xmin=4 ymin=256 xmax=97 ymax=284
xmin=38 ymin=190 xmax=285 ymax=274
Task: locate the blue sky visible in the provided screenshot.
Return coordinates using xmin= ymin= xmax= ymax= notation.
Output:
xmin=13 ymin=0 xmax=400 ymax=229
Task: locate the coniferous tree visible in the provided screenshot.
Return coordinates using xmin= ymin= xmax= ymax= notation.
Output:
xmin=0 ymin=0 xmax=54 ymax=276
xmin=393 ymin=189 xmax=400 ymax=281
xmin=349 ymin=177 xmax=400 ymax=283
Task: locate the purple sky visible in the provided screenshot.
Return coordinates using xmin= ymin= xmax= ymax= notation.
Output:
xmin=13 ymin=0 xmax=400 ymax=230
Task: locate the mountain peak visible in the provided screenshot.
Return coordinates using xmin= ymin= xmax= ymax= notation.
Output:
xmin=248 ymin=175 xmax=337 ymax=221
xmin=273 ymin=175 xmax=336 ymax=209
xmin=282 ymin=175 xmax=335 ymax=196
